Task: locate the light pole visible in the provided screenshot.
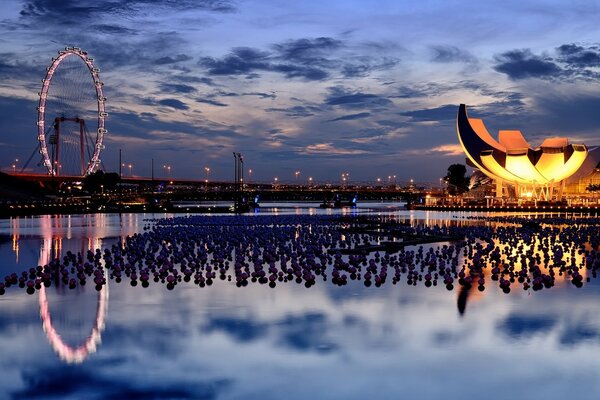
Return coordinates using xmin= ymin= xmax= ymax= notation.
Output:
xmin=295 ymin=170 xmax=300 ymax=184
xmin=308 ymin=176 xmax=313 ymax=187
xmin=163 ymin=164 xmax=171 ymax=179
xmin=128 ymin=164 xmax=133 ymax=177
xmin=12 ymin=158 xmax=18 ymax=174
xmin=204 ymin=166 xmax=210 ymax=185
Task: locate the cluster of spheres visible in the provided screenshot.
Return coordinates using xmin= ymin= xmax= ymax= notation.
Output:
xmin=2 ymin=214 xmax=600 ymax=296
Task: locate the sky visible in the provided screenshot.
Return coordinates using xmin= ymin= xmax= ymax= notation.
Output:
xmin=1 ymin=0 xmax=600 ymax=183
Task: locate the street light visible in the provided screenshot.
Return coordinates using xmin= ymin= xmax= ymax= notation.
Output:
xmin=163 ymin=164 xmax=172 ymax=178
xmin=128 ymin=164 xmax=133 ymax=177
xmin=295 ymin=170 xmax=300 ymax=183
xmin=204 ymin=166 xmax=210 ymax=182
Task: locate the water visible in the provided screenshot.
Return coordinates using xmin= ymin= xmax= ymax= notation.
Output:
xmin=0 ymin=203 xmax=599 ymax=399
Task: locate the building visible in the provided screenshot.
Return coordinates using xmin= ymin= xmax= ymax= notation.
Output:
xmin=456 ymin=104 xmax=600 ymax=200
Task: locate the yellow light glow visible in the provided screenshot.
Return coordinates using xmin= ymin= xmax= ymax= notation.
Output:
xmin=505 ymin=154 xmax=549 ymax=184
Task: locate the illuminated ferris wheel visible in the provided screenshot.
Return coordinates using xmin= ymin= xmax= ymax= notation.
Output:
xmin=37 ymin=47 xmax=107 ymax=176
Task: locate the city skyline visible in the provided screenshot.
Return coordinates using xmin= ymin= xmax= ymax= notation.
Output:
xmin=1 ymin=0 xmax=600 ymax=182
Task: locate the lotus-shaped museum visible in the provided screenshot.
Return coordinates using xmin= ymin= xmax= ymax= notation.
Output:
xmin=457 ymin=104 xmax=600 ymax=200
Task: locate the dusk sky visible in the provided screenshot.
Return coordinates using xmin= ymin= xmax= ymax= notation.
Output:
xmin=1 ymin=0 xmax=600 ymax=183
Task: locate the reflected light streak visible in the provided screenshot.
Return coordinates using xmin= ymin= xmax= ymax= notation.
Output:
xmin=38 ymin=277 xmax=108 ymax=364
xmin=36 ymin=216 xmax=109 ymax=364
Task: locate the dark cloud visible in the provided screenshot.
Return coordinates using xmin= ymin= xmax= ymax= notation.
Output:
xmin=277 ymin=313 xmax=338 ymax=353
xmin=202 ymin=317 xmax=268 ymax=342
xmin=325 ymin=87 xmax=392 ymax=109
xmin=559 ymin=322 xmax=600 ymax=346
xmin=11 ymin=364 xmax=230 ymax=399
xmin=430 ymin=45 xmax=476 ymax=63
xmin=18 ymin=0 xmax=235 ymax=23
xmin=196 ymin=98 xmax=228 ymax=107
xmin=556 ymin=43 xmax=600 ymax=68
xmin=270 ymin=63 xmax=328 ymax=80
xmin=242 ymin=92 xmax=277 ymax=99
xmin=92 ymin=24 xmax=138 ymax=35
xmin=0 ymin=54 xmax=40 ymax=81
xmin=153 ymin=54 xmax=193 ymax=65
xmin=197 ymin=36 xmax=398 ymax=82
xmin=493 ymin=49 xmax=562 ymax=80
xmin=159 ymin=83 xmax=197 ymax=94
xmin=499 ymin=314 xmax=556 ymax=339
xmin=400 ymin=104 xmax=457 ymax=122
xmin=199 ymin=46 xmax=330 ymax=81
xmin=389 ymin=84 xmax=441 ymax=99
xmin=156 ymin=98 xmax=189 ymax=110
xmin=327 ymin=112 xmax=371 ymax=122
xmin=265 ymin=105 xmax=319 ymax=118
xmin=199 ymin=47 xmax=271 ymax=76
xmin=171 ymin=76 xmax=218 ymax=86
xmin=533 ymin=94 xmax=600 ymax=133
xmin=273 ymin=37 xmax=342 ymax=67
xmin=341 ymin=57 xmax=398 ymax=78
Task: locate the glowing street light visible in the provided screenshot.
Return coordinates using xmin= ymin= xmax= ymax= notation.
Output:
xmin=128 ymin=164 xmax=133 ymax=177
xmin=295 ymin=170 xmax=301 ymax=183
xmin=163 ymin=164 xmax=172 ymax=178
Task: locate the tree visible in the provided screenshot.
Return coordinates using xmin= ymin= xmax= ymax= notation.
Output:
xmin=83 ymin=170 xmax=120 ymax=193
xmin=444 ymin=164 xmax=470 ymax=195
xmin=587 ymin=184 xmax=600 ymax=192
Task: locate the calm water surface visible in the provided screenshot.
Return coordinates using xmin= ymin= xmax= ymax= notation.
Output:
xmin=0 ymin=203 xmax=599 ymax=399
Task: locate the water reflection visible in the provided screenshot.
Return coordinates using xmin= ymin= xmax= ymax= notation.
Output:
xmin=1 ymin=210 xmax=600 ymax=399
xmin=36 ymin=215 xmax=110 ymax=364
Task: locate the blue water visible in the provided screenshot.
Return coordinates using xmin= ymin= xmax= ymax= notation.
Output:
xmin=0 ymin=204 xmax=599 ymax=399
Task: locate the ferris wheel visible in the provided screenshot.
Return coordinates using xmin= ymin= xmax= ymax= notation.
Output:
xmin=37 ymin=47 xmax=107 ymax=176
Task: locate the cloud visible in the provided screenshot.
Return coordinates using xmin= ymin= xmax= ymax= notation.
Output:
xmin=11 ymin=363 xmax=230 ymax=399
xmin=299 ymin=142 xmax=370 ymax=156
xmin=242 ymin=92 xmax=277 ymax=99
xmin=18 ymin=0 xmax=235 ymax=23
xmin=153 ymin=54 xmax=193 ymax=65
xmin=196 ymin=98 xmax=228 ymax=107
xmin=156 ymin=98 xmax=189 ymax=110
xmin=92 ymin=24 xmax=138 ymax=35
xmin=556 ymin=43 xmax=600 ymax=69
xmin=159 ymin=83 xmax=197 ymax=94
xmin=400 ymin=104 xmax=457 ymax=122
xmin=430 ymin=45 xmax=476 ymax=63
xmin=499 ymin=313 xmax=557 ymax=339
xmin=198 ymin=37 xmax=397 ymax=82
xmin=325 ymin=87 xmax=392 ymax=109
xmin=273 ymin=37 xmax=342 ymax=67
xmin=199 ymin=45 xmax=331 ymax=81
xmin=493 ymin=49 xmax=562 ymax=80
xmin=327 ymin=112 xmax=371 ymax=122
xmin=265 ymin=105 xmax=319 ymax=118
xmin=277 ymin=313 xmax=338 ymax=353
xmin=430 ymin=144 xmax=464 ymax=156
xmin=199 ymin=47 xmax=271 ymax=76
xmin=202 ymin=317 xmax=268 ymax=342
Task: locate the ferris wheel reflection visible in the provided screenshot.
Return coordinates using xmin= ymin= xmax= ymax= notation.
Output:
xmin=37 ymin=217 xmax=109 ymax=364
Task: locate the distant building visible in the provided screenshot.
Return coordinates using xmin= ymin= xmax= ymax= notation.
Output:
xmin=456 ymin=104 xmax=600 ymax=200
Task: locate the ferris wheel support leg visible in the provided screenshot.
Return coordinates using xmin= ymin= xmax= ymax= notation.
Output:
xmin=80 ymin=120 xmax=85 ymax=176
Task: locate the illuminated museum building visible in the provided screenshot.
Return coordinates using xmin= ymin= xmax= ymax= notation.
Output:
xmin=457 ymin=104 xmax=600 ymax=200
